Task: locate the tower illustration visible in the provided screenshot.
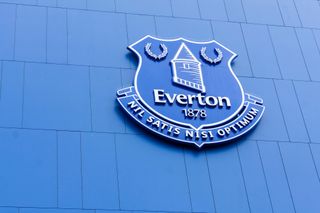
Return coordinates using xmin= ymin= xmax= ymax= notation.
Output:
xmin=171 ymin=43 xmax=206 ymax=93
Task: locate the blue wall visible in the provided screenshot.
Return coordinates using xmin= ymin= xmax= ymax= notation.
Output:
xmin=0 ymin=0 xmax=320 ymax=212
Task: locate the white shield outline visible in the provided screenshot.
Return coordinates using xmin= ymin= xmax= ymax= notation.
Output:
xmin=129 ymin=35 xmax=245 ymax=131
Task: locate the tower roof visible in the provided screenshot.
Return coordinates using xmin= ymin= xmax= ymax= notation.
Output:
xmin=172 ymin=43 xmax=199 ymax=62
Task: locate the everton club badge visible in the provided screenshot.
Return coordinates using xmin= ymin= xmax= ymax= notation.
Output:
xmin=117 ymin=35 xmax=265 ymax=148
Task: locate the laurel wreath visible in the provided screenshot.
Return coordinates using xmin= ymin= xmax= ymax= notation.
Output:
xmin=144 ymin=43 xmax=223 ymax=64
xmin=145 ymin=43 xmax=168 ymax=60
xmin=200 ymin=47 xmax=223 ymax=64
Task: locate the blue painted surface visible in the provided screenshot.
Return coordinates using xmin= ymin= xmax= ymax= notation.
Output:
xmin=0 ymin=4 xmax=15 ymax=60
xmin=172 ymin=0 xmax=200 ymax=19
xmin=277 ymin=0 xmax=301 ymax=27
xmin=57 ymin=131 xmax=82 ymax=208
xmin=269 ymin=26 xmax=309 ymax=81
xmin=240 ymin=77 xmax=288 ymax=141
xmin=87 ymin=0 xmax=115 ymax=11
xmin=90 ymin=67 xmax=125 ymax=133
xmin=23 ymin=63 xmax=91 ymax=131
xmin=295 ymin=28 xmax=320 ymax=81
xmin=206 ymin=143 xmax=250 ymax=213
xmin=126 ymin=15 xmax=156 ymax=44
xmin=0 ymin=207 xmax=18 ymax=213
xmin=212 ymin=21 xmax=252 ymax=77
xmin=116 ymin=0 xmax=172 ymax=16
xmin=116 ymin=134 xmax=191 ymax=211
xmin=198 ymin=0 xmax=228 ymax=21
xmin=237 ymin=140 xmax=273 ymax=213
xmin=224 ymin=0 xmax=246 ymax=22
xmin=15 ymin=5 xmax=47 ymax=62
xmin=0 ymin=129 xmax=57 ymax=207
xmin=241 ymin=0 xmax=283 ymax=25
xmin=21 ymin=209 xmax=94 ymax=213
xmin=37 ymin=0 xmax=56 ymax=7
xmin=184 ymin=150 xmax=215 ymax=212
xmin=294 ymin=82 xmax=320 ymax=143
xmin=241 ymin=24 xmax=282 ymax=79
xmin=0 ymin=61 xmax=24 ymax=127
xmin=280 ymin=143 xmax=320 ymax=213
xmin=47 ymin=8 xmax=68 ymax=64
xmin=67 ymin=10 xmax=129 ymax=68
xmin=156 ymin=17 xmax=213 ymax=41
xmin=81 ymin=133 xmax=119 ymax=209
xmin=258 ymin=141 xmax=295 ymax=213
xmin=274 ymin=80 xmax=309 ymax=142
xmin=294 ymin=1 xmax=320 ymax=29
xmin=0 ymin=0 xmax=318 ymax=212
xmin=57 ymin=0 xmax=86 ymax=9
xmin=311 ymin=144 xmax=320 ymax=180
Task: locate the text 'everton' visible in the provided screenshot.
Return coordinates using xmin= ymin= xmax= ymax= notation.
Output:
xmin=153 ymin=89 xmax=231 ymax=108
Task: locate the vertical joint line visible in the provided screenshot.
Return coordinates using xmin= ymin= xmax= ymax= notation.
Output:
xmin=66 ymin=9 xmax=69 ymax=64
xmin=119 ymin=69 xmax=127 ymax=133
xmin=311 ymin=30 xmax=320 ymax=56
xmin=169 ymin=0 xmax=174 ymax=17
xmin=239 ymin=23 xmax=254 ymax=76
xmin=182 ymin=149 xmax=193 ymax=212
xmin=80 ymin=132 xmax=84 ymax=208
xmin=88 ymin=67 xmax=93 ymax=131
xmin=308 ymin=144 xmax=320 ymax=184
xmin=21 ymin=62 xmax=26 ymax=128
xmin=291 ymin=81 xmax=312 ymax=142
xmin=236 ymin=144 xmax=252 ymax=213
xmin=277 ymin=142 xmax=297 ymax=213
xmin=56 ymin=131 xmax=59 ymax=207
xmin=291 ymin=0 xmax=303 ymax=27
xmin=113 ymin=0 xmax=117 ymax=11
xmin=113 ymin=134 xmax=121 ymax=209
xmin=205 ymin=151 xmax=218 ymax=213
xmin=0 ymin=62 xmax=3 ymax=100
xmin=222 ymin=0 xmax=230 ymax=21
xmin=13 ymin=4 xmax=18 ymax=60
xmin=275 ymin=0 xmax=285 ymax=26
xmin=196 ymin=0 xmax=202 ymax=19
xmin=153 ymin=16 xmax=159 ymax=36
xmin=272 ymin=80 xmax=291 ymax=141
xmin=210 ymin=21 xmax=215 ymax=39
xmin=256 ymin=141 xmax=275 ymax=213
xmin=124 ymin=14 xmax=130 ymax=46
xmin=293 ymin=28 xmax=312 ymax=81
xmin=267 ymin=26 xmax=284 ymax=79
xmin=239 ymin=0 xmax=248 ymax=22
xmin=45 ymin=7 xmax=48 ymax=63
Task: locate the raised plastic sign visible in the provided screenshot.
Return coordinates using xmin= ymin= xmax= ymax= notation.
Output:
xmin=117 ymin=36 xmax=265 ymax=147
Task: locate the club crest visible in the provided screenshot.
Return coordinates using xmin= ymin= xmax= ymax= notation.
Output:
xmin=117 ymin=35 xmax=265 ymax=148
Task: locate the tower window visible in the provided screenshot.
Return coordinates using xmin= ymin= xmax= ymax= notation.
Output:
xmin=183 ymin=63 xmax=191 ymax=69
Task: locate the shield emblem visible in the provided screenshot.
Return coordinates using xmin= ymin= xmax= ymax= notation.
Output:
xmin=130 ymin=36 xmax=244 ymax=130
xmin=117 ymin=35 xmax=264 ymax=147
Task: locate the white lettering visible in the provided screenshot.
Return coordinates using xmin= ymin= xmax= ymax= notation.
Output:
xmin=205 ymin=96 xmax=218 ymax=106
xmin=176 ymin=94 xmax=188 ymax=105
xmin=154 ymin=89 xmax=166 ymax=104
xmin=218 ymin=97 xmax=231 ymax=108
xmin=217 ymin=129 xmax=225 ymax=137
xmin=146 ymin=116 xmax=154 ymax=123
xmin=186 ymin=130 xmax=194 ymax=138
xmin=165 ymin=93 xmax=177 ymax=104
xmin=128 ymin=101 xmax=138 ymax=109
xmin=153 ymin=89 xmax=231 ymax=108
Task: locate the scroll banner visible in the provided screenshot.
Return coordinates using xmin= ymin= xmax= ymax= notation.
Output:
xmin=117 ymin=86 xmax=265 ymax=147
